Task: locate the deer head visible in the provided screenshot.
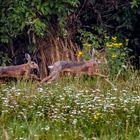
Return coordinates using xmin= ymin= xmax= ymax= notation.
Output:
xmin=25 ymin=53 xmax=39 ymax=70
xmin=88 ymin=48 xmax=98 ymax=64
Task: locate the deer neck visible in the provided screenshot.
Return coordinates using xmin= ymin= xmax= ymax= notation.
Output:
xmin=21 ymin=63 xmax=31 ymax=70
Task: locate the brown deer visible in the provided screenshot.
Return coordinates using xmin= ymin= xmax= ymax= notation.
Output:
xmin=0 ymin=54 xmax=40 ymax=81
xmin=41 ymin=49 xmax=107 ymax=84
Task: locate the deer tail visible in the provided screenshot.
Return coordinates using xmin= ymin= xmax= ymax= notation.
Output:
xmin=48 ymin=65 xmax=54 ymax=69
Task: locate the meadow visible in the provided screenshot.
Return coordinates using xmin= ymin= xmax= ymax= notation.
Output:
xmin=0 ymin=72 xmax=140 ymax=140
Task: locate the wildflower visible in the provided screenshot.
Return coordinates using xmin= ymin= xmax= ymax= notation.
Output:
xmin=72 ymin=119 xmax=77 ymax=125
xmin=94 ymin=112 xmax=101 ymax=120
xmin=77 ymin=51 xmax=83 ymax=57
xmin=113 ymin=43 xmax=122 ymax=47
xmin=118 ymin=42 xmax=123 ymax=47
xmin=126 ymin=39 xmax=129 ymax=45
xmin=112 ymin=36 xmax=117 ymax=41
xmin=112 ymin=53 xmax=117 ymax=58
xmin=113 ymin=88 xmax=118 ymax=91
xmin=105 ymin=42 xmax=113 ymax=47
xmin=126 ymin=39 xmax=129 ymax=43
xmin=96 ymin=112 xmax=101 ymax=116
xmin=37 ymin=88 xmax=43 ymax=92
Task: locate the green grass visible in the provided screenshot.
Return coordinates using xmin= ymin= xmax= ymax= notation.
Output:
xmin=0 ymin=72 xmax=140 ymax=140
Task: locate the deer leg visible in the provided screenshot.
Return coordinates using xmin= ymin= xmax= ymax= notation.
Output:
xmin=88 ymin=68 xmax=107 ymax=78
xmin=40 ymin=75 xmax=52 ymax=84
xmin=47 ymin=73 xmax=60 ymax=83
xmin=23 ymin=71 xmax=30 ymax=79
xmin=88 ymin=72 xmax=107 ymax=78
xmin=41 ymin=70 xmax=60 ymax=84
xmin=29 ymin=74 xmax=41 ymax=81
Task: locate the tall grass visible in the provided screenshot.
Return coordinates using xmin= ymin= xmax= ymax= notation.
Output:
xmin=0 ymin=71 xmax=140 ymax=140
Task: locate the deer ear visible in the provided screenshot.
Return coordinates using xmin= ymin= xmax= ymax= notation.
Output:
xmin=89 ymin=48 xmax=96 ymax=58
xmin=25 ymin=53 xmax=31 ymax=63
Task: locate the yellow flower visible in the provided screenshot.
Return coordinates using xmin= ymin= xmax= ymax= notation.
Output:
xmin=77 ymin=51 xmax=83 ymax=57
xmin=94 ymin=115 xmax=98 ymax=120
xmin=94 ymin=112 xmax=101 ymax=120
xmin=113 ymin=43 xmax=119 ymax=47
xmin=96 ymin=112 xmax=101 ymax=116
xmin=118 ymin=42 xmax=123 ymax=47
xmin=126 ymin=39 xmax=129 ymax=45
xmin=112 ymin=53 xmax=117 ymax=58
xmin=113 ymin=42 xmax=123 ymax=47
xmin=126 ymin=39 xmax=129 ymax=43
xmin=105 ymin=42 xmax=113 ymax=47
xmin=112 ymin=36 xmax=117 ymax=41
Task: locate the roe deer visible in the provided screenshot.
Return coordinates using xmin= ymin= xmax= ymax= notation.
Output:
xmin=0 ymin=54 xmax=40 ymax=80
xmin=41 ymin=49 xmax=107 ymax=83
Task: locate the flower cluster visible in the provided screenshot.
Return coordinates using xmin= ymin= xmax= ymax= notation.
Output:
xmin=105 ymin=42 xmax=123 ymax=48
xmin=104 ymin=35 xmax=129 ymax=74
xmin=0 ymin=77 xmax=139 ymax=139
xmin=105 ymin=36 xmax=128 ymax=48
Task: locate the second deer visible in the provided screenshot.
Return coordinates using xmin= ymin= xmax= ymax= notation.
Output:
xmin=0 ymin=54 xmax=40 ymax=81
xmin=41 ymin=49 xmax=107 ymax=84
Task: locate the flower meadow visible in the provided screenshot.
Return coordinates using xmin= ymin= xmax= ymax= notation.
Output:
xmin=0 ymin=74 xmax=140 ymax=140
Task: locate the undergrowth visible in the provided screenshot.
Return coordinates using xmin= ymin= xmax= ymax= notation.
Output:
xmin=0 ymin=71 xmax=140 ymax=140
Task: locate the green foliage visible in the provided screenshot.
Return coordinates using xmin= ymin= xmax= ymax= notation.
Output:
xmin=78 ymin=0 xmax=140 ymax=69
xmin=0 ymin=0 xmax=140 ymax=69
xmin=0 ymin=0 xmax=79 ymax=43
xmin=0 ymin=52 xmax=11 ymax=66
xmin=131 ymin=0 xmax=140 ymax=8
xmin=78 ymin=26 xmax=130 ymax=75
xmin=104 ymin=35 xmax=129 ymax=75
xmin=79 ymin=26 xmax=106 ymax=60
xmin=0 ymin=73 xmax=140 ymax=139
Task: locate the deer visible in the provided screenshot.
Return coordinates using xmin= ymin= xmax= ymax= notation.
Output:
xmin=40 ymin=49 xmax=107 ymax=84
xmin=0 ymin=54 xmax=40 ymax=81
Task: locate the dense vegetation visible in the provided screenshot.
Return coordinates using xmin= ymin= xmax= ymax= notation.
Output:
xmin=0 ymin=74 xmax=140 ymax=139
xmin=0 ymin=0 xmax=140 ymax=139
xmin=0 ymin=0 xmax=140 ymax=70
